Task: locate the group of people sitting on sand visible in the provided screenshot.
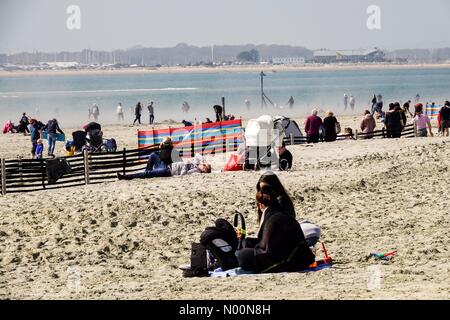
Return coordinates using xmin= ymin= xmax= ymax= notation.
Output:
xmin=302 ymin=100 xmax=450 ymax=142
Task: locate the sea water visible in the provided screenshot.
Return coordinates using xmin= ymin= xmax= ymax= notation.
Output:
xmin=0 ymin=67 xmax=449 ymax=127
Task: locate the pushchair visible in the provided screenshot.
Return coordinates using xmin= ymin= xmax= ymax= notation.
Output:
xmin=86 ymin=129 xmax=117 ymax=153
xmin=244 ymin=115 xmax=280 ymax=170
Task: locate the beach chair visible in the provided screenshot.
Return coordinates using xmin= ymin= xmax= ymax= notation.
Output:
xmin=87 ymin=129 xmax=104 ymax=153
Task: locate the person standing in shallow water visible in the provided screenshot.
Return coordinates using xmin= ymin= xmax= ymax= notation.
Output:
xmin=133 ymin=102 xmax=142 ymax=125
xmin=117 ymin=103 xmax=124 ymax=122
xmin=148 ymin=101 xmax=155 ymax=125
xmin=287 ymin=96 xmax=294 ymax=109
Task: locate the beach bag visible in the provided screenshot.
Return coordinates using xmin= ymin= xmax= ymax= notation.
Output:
xmin=45 ymin=158 xmax=72 ymax=184
xmin=224 ymin=154 xmax=243 ymax=171
xmin=299 ymin=220 xmax=321 ymax=247
xmin=335 ymin=122 xmax=341 ymax=134
xmin=182 ymin=242 xmax=209 ymax=278
xmin=200 ymin=218 xmax=239 ymax=271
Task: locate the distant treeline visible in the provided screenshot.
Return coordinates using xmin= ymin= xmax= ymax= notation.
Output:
xmin=0 ymin=44 xmax=312 ymax=66
xmin=1 ymin=44 xmax=450 ymax=66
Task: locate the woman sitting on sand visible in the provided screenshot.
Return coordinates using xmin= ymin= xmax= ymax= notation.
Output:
xmin=236 ymin=172 xmax=315 ymax=273
xmin=117 ymin=137 xmax=174 ymax=180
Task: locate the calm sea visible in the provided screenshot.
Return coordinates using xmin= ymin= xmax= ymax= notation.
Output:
xmin=1 ymin=68 xmax=450 ymax=127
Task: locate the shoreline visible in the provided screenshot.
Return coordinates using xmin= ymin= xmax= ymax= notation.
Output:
xmin=1 ymin=63 xmax=450 ymax=77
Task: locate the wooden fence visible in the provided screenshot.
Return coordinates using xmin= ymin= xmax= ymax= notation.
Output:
xmin=283 ymin=124 xmax=415 ymax=145
xmin=0 ymin=145 xmax=158 ymax=195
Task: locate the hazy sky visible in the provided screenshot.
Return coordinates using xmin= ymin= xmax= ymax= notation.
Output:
xmin=1 ymin=0 xmax=450 ymax=53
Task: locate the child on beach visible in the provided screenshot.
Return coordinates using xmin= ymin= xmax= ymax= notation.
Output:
xmin=35 ymin=139 xmax=44 ymax=159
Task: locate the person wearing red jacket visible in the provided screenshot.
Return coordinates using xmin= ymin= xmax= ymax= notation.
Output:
xmin=304 ymin=109 xmax=323 ymax=143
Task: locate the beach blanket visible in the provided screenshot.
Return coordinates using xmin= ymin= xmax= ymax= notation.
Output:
xmin=209 ymin=261 xmax=332 ymax=278
xmin=42 ymin=131 xmax=66 ymax=142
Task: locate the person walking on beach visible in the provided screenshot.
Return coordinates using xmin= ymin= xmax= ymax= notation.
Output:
xmin=287 ymin=96 xmax=295 ymax=109
xmin=117 ymin=103 xmax=124 ymax=122
xmin=374 ymin=94 xmax=384 ymax=117
xmin=18 ymin=112 xmax=30 ymax=135
xmin=343 ymin=94 xmax=349 ymax=110
xmin=304 ymin=109 xmax=322 ymax=143
xmin=439 ymin=100 xmax=450 ymax=137
xmin=147 ymin=101 xmax=155 ymax=124
xmin=29 ymin=118 xmax=43 ymax=158
xmin=360 ymin=110 xmax=376 ymax=139
xmin=403 ymin=100 xmax=413 ymax=117
xmin=415 ymin=93 xmax=421 ymax=103
xmin=349 ymin=95 xmax=356 ymax=111
xmin=43 ymin=118 xmax=64 ymax=157
xmin=213 ymin=104 xmax=223 ymax=122
xmin=245 ymin=99 xmax=251 ymax=111
xmin=413 ymin=104 xmax=433 ymax=137
xmin=133 ymin=102 xmax=143 ymax=125
xmin=182 ymin=101 xmax=190 ymax=113
xmin=91 ymin=104 xmax=100 ymax=121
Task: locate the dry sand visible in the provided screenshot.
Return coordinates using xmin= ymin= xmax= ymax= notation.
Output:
xmin=0 ymin=116 xmax=449 ymax=299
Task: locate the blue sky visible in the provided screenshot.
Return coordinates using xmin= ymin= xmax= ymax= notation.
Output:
xmin=1 ymin=0 xmax=450 ymax=53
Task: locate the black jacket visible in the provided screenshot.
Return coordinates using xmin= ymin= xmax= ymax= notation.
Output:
xmin=237 ymin=206 xmax=315 ymax=273
xmin=43 ymin=119 xmax=64 ymax=135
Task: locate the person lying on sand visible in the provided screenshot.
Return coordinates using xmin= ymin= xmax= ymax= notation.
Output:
xmin=117 ymin=138 xmax=211 ymax=180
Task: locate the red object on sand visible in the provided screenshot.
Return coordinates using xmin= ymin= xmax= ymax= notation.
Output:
xmin=321 ymin=241 xmax=332 ymax=263
xmin=383 ymin=250 xmax=397 ymax=257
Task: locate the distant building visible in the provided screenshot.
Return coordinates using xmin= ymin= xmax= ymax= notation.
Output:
xmin=44 ymin=61 xmax=79 ymax=68
xmin=272 ymin=56 xmax=306 ymax=65
xmin=313 ymin=48 xmax=385 ymax=63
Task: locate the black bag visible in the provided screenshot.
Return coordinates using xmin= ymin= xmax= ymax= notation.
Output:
xmin=199 ymin=212 xmax=247 ymax=271
xmin=182 ymin=243 xmax=209 ymax=278
xmin=45 ymin=158 xmax=72 ymax=184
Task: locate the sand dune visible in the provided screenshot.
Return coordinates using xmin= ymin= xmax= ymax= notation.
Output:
xmin=0 ymin=117 xmax=449 ymax=299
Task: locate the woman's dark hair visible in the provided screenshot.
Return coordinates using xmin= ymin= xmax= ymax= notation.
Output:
xmin=255 ymin=173 xmax=295 ymax=223
xmin=415 ymin=103 xmax=423 ymax=116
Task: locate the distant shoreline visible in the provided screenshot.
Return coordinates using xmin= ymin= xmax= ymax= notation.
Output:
xmin=1 ymin=63 xmax=450 ymax=77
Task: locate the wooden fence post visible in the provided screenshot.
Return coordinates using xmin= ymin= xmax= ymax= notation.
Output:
xmin=290 ymin=133 xmax=294 ymax=145
xmin=355 ymin=129 xmax=359 ymax=140
xmin=1 ymin=158 xmax=6 ymax=196
xmin=413 ymin=122 xmax=417 ymax=137
xmin=40 ymin=158 xmax=46 ymax=190
xmin=191 ymin=131 xmax=195 ymax=158
xmin=18 ymin=156 xmax=23 ymax=186
xmin=83 ymin=149 xmax=90 ymax=185
xmin=222 ymin=97 xmax=226 ymax=120
xmin=382 ymin=127 xmax=386 ymax=138
xmin=122 ymin=148 xmax=126 ymax=175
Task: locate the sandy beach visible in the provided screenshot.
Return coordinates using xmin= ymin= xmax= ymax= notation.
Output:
xmin=0 ymin=116 xmax=449 ymax=299
xmin=1 ymin=63 xmax=450 ymax=78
